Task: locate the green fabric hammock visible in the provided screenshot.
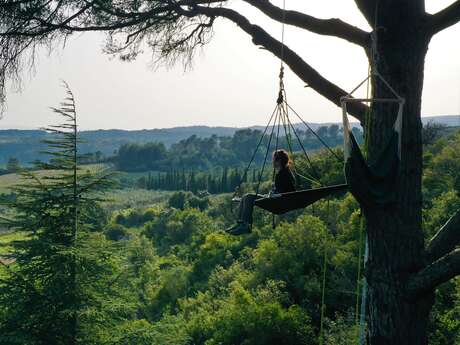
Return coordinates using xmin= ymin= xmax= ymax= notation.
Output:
xmin=341 ymin=78 xmax=404 ymax=210
xmin=344 ymin=131 xmax=399 ymax=209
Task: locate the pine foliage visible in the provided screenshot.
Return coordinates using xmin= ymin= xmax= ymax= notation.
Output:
xmin=0 ymin=83 xmax=118 ymax=345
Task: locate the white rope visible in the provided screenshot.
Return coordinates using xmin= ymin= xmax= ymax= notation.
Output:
xmin=346 ymin=75 xmax=371 ymax=98
xmin=393 ymin=99 xmax=405 ymax=159
xmin=341 ymin=98 xmax=404 ymax=160
xmin=342 ymin=101 xmax=352 ymax=161
xmin=373 ymin=71 xmax=404 ymax=101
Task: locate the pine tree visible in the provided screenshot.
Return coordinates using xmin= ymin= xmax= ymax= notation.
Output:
xmin=0 ymin=83 xmax=122 ymax=345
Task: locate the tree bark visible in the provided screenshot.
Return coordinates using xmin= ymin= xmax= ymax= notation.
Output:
xmin=363 ymin=3 xmax=434 ymax=344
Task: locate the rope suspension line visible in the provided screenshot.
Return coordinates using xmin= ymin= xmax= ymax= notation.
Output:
xmin=287 ymin=104 xmax=343 ymax=162
xmin=279 ymin=0 xmax=286 ymax=67
xmin=255 ymin=106 xmax=279 ymax=195
xmin=359 ymin=233 xmax=369 ymax=345
xmin=319 ymin=199 xmax=330 ymax=345
xmin=233 ymin=68 xmax=340 ymax=197
xmin=232 ymin=104 xmax=278 ymax=200
xmin=355 ymin=215 xmax=365 ymax=325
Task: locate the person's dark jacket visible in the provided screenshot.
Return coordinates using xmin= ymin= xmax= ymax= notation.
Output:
xmin=274 ymin=166 xmax=296 ymax=193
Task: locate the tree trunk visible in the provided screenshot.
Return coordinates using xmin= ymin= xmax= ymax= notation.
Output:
xmin=364 ymin=4 xmax=434 ymax=344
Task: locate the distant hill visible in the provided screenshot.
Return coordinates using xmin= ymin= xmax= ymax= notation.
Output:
xmin=0 ymin=127 xmax=237 ymax=164
xmin=421 ymin=115 xmax=460 ymax=127
xmin=0 ymin=115 xmax=458 ymax=165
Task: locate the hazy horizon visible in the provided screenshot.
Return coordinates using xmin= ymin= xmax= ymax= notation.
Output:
xmin=1 ymin=114 xmax=458 ymax=132
xmin=1 ymin=0 xmax=459 ymax=130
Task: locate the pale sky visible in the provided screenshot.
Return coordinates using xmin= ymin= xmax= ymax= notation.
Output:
xmin=1 ymin=0 xmax=459 ymax=130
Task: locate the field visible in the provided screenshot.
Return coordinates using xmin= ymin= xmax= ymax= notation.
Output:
xmin=0 ymin=165 xmax=170 ymax=264
xmin=103 ymin=188 xmax=171 ymax=211
xmin=0 ymin=164 xmax=108 ymax=194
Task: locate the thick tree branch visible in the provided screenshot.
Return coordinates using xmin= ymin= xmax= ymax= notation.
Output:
xmin=408 ymin=248 xmax=460 ymax=296
xmin=191 ymin=6 xmax=367 ymax=122
xmin=427 ymin=0 xmax=460 ymax=35
xmin=426 ymin=210 xmax=460 ymax=263
xmin=242 ymin=0 xmax=370 ymax=47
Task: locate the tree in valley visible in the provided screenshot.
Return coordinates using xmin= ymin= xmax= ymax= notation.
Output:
xmin=1 ymin=1 xmax=460 ymax=344
xmin=0 ymin=84 xmax=129 ymax=345
xmin=422 ymin=120 xmax=448 ymax=146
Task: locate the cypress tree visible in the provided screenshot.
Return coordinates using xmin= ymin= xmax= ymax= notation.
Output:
xmin=0 ymin=84 xmax=119 ymax=345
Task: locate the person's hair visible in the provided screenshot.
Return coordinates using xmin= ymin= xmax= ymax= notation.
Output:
xmin=272 ymin=149 xmax=292 ymax=168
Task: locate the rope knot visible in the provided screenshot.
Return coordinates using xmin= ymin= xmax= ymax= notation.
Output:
xmin=277 ymin=90 xmax=284 ymax=104
xmin=277 ymin=65 xmax=285 ymax=104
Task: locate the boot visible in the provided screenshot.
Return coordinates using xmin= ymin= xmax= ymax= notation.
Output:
xmin=225 ymin=221 xmax=251 ymax=235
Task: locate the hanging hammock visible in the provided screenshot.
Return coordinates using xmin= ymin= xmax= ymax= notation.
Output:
xmin=341 ymin=71 xmax=405 ymax=210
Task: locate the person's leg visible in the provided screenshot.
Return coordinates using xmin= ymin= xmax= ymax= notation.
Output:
xmin=227 ymin=193 xmax=259 ymax=235
xmin=238 ymin=193 xmax=258 ymax=224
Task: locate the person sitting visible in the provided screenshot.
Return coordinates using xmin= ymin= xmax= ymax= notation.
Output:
xmin=226 ymin=149 xmax=296 ymax=235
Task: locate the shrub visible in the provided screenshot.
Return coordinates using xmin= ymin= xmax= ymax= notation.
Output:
xmin=105 ymin=223 xmax=129 ymax=241
xmin=168 ymin=191 xmax=189 ymax=210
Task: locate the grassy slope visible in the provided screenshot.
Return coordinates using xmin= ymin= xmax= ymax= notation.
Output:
xmin=0 ymin=164 xmax=108 ymax=194
xmin=0 ymin=164 xmax=110 ymax=265
xmin=103 ymin=189 xmax=171 ymax=212
xmin=0 ymin=165 xmax=170 ymax=266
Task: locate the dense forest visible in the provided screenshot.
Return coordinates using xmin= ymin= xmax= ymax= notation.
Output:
xmin=0 ymin=123 xmax=363 ymax=166
xmin=0 ymin=124 xmax=359 ymax=173
xmin=113 ymin=125 xmax=361 ymax=172
xmin=134 ymin=169 xmax=249 ymax=194
xmin=116 ymin=121 xmax=455 ymax=195
xmin=129 ymin=146 xmax=345 ymax=194
xmin=0 ymin=106 xmax=458 ymax=344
